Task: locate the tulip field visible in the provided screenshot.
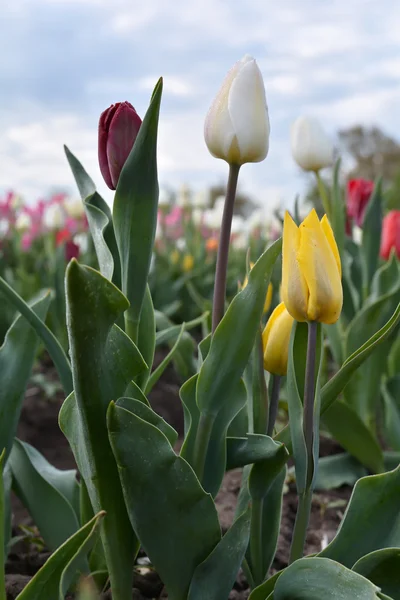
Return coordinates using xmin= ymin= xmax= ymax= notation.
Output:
xmin=1 ymin=56 xmax=400 ymax=600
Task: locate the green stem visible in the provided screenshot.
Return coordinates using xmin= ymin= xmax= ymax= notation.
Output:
xmin=250 ymin=497 xmax=265 ymax=585
xmin=267 ymin=375 xmax=281 ymax=437
xmin=125 ymin=314 xmax=139 ymax=345
xmin=242 ymin=557 xmax=255 ymax=589
xmin=192 ymin=413 xmax=214 ymax=483
xmin=315 ymin=171 xmax=331 ymax=220
xmin=289 ymin=489 xmax=313 ymax=563
xmin=253 ymin=327 xmax=269 ymax=435
xmin=212 ymin=164 xmax=240 ymax=332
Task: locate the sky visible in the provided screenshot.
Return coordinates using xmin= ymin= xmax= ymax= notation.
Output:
xmin=1 ymin=0 xmax=400 ymax=209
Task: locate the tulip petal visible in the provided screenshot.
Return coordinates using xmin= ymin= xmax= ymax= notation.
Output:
xmin=290 ymin=117 xmax=334 ymax=172
xmin=262 ymin=302 xmax=294 ymax=376
xmin=204 ymin=61 xmax=240 ymax=161
xmin=228 ymin=57 xmax=269 ymax=164
xmin=321 ymin=215 xmax=341 ymax=277
xmin=106 ymin=103 xmax=142 ymax=189
xmin=297 ymin=210 xmax=342 ymax=324
xmin=282 ymin=212 xmax=309 ymax=322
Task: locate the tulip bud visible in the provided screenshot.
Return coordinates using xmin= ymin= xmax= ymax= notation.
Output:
xmin=380 ymin=210 xmax=400 ymax=260
xmin=98 ymin=102 xmax=142 ymax=190
xmin=346 ymin=179 xmax=374 ymax=227
xmin=204 ymin=55 xmax=270 ymax=166
xmin=282 ymin=209 xmax=342 ymax=324
xmin=262 ymin=302 xmax=294 ymax=376
xmin=291 ymin=117 xmax=334 ymax=172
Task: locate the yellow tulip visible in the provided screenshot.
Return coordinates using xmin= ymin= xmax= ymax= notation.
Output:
xmin=282 ymin=209 xmax=342 ymax=324
xmin=171 ymin=250 xmax=180 ymax=265
xmin=183 ymin=254 xmax=194 ymax=272
xmin=243 ymin=263 xmax=273 ymax=315
xmin=262 ymin=302 xmax=294 ymax=375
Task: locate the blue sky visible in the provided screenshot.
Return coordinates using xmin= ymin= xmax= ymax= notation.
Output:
xmin=1 ymin=0 xmax=400 ymax=209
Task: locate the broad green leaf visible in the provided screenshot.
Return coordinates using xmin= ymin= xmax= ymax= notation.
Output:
xmin=64 ymin=145 xmax=121 ymax=288
xmin=180 ymin=374 xmax=199 ymax=456
xmin=368 ymin=252 xmax=400 ymax=304
xmin=341 ymin=240 xmax=362 ymax=323
xmin=10 ymin=440 xmax=80 ymax=551
xmin=248 ymin=571 xmax=282 ymax=600
xmin=113 ymin=79 xmax=163 ymax=339
xmin=0 ymin=450 xmax=6 ymax=600
xmin=187 ymin=509 xmax=251 ymax=600
xmin=322 ymin=400 xmax=384 ymax=473
xmin=320 ymin=466 xmax=400 ymax=568
xmin=382 ymin=376 xmax=400 ymax=451
xmin=361 ymin=177 xmax=383 ymax=296
xmin=0 ymin=278 xmax=72 ymax=395
xmin=154 ymin=312 xmax=207 ymax=346
xmin=60 ymin=261 xmax=141 ymax=598
xmin=226 ymin=434 xmax=290 ymax=470
xmin=154 ymin=310 xmax=199 ymax=381
xmin=323 ymin=320 xmax=343 ymax=367
xmin=274 ymin=557 xmax=380 ymax=599
xmin=353 ymin=548 xmax=400 ymax=600
xmin=0 ymin=293 xmax=51 ymax=459
xmin=107 ymin=403 xmax=221 ymax=600
xmin=388 ymin=333 xmax=400 ymax=377
xmin=315 ymin=453 xmax=367 ymax=490
xmin=116 ymin=397 xmax=178 ymax=446
xmin=16 ymin=513 xmax=104 ymax=600
xmin=277 ymin=302 xmax=400 ymax=451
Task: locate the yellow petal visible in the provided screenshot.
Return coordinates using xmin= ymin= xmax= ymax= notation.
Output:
xmin=281 ymin=211 xmax=309 ymax=322
xmin=297 ymin=209 xmax=342 ymax=324
xmin=321 ymin=215 xmax=341 ymax=277
xmin=263 ymin=282 xmax=273 ymax=314
xmin=262 ymin=302 xmax=294 ymax=376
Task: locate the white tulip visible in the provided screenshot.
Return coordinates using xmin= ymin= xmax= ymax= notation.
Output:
xmin=15 ymin=212 xmax=31 ymax=231
xmin=204 ymin=55 xmax=270 ymax=165
xmin=43 ymin=203 xmax=64 ymax=229
xmin=64 ymin=197 xmax=85 ymax=219
xmin=291 ymin=116 xmax=334 ymax=172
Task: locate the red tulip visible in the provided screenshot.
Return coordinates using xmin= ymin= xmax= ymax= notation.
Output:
xmin=98 ymin=102 xmax=142 ymax=190
xmin=347 ymin=179 xmax=374 ymax=227
xmin=380 ymin=211 xmax=400 ymax=260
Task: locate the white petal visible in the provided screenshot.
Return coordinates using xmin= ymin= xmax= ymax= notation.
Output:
xmin=291 ymin=116 xmax=334 ymax=172
xmin=228 ymin=57 xmax=270 ymax=163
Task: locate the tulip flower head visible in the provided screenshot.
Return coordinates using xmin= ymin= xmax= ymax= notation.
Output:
xmin=380 ymin=210 xmax=400 ymax=260
xmin=291 ymin=117 xmax=334 ymax=172
xmin=262 ymin=302 xmax=294 ymax=376
xmin=282 ymin=209 xmax=342 ymax=324
xmin=98 ymin=102 xmax=142 ymax=190
xmin=347 ymin=179 xmax=374 ymax=227
xmin=204 ymin=55 xmax=270 ymax=166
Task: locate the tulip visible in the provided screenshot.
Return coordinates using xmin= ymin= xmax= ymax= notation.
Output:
xmin=262 ymin=302 xmax=294 ymax=376
xmin=204 ymin=55 xmax=270 ymax=166
xmin=182 ymin=254 xmax=194 ymax=272
xmin=291 ymin=117 xmax=334 ymax=172
xmin=346 ymin=179 xmax=374 ymax=227
xmin=282 ymin=209 xmax=342 ymax=324
xmin=98 ymin=102 xmax=142 ymax=190
xmin=380 ymin=210 xmax=400 ymax=260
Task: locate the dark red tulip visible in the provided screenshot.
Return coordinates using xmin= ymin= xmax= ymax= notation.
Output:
xmin=346 ymin=179 xmax=374 ymax=227
xmin=380 ymin=210 xmax=400 ymax=260
xmin=98 ymin=102 xmax=142 ymax=190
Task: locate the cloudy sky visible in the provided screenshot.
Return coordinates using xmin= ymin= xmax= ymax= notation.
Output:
xmin=1 ymin=0 xmax=400 ymax=208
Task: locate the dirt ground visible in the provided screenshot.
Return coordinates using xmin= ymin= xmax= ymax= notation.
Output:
xmin=6 ymin=354 xmax=351 ymax=599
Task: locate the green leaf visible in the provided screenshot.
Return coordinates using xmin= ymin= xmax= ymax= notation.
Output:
xmin=16 ymin=512 xmax=104 ymax=600
xmin=135 ymin=285 xmax=156 ymax=390
xmin=248 ymin=571 xmax=282 ymax=600
xmin=323 ymin=320 xmax=343 ymax=367
xmin=113 ymin=79 xmax=163 ymax=338
xmin=315 ymin=453 xmax=367 ymax=490
xmin=274 ymin=557 xmax=380 ymax=599
xmin=331 ymin=158 xmax=345 ymax=260
xmin=322 ymin=400 xmax=384 ymax=473
xmin=187 ymin=509 xmax=251 ymax=600
xmin=116 ymin=397 xmax=178 ymax=446
xmin=353 ymin=548 xmax=400 ymax=600
xmin=0 ymin=293 xmax=51 ymax=459
xmin=64 ymin=145 xmax=121 ymax=288
xmin=320 ymin=466 xmax=400 ymax=568
xmin=226 ymin=434 xmax=290 ymax=470
xmin=361 ymin=177 xmax=383 ymax=296
xmin=107 ymin=403 xmax=221 ymax=600
xmin=382 ymin=376 xmax=400 ymax=451
xmin=60 ymin=261 xmax=141 ymax=598
xmin=0 ymin=450 xmax=7 ymax=600
xmin=154 ymin=311 xmax=199 ymax=381
xmin=10 ymin=440 xmax=80 ymax=551
xmin=0 ymin=280 xmax=72 ymax=395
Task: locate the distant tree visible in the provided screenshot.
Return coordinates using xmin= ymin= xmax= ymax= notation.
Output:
xmin=209 ymin=184 xmax=257 ymax=217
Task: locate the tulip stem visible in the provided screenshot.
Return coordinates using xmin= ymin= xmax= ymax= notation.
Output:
xmin=315 ymin=171 xmax=331 ymax=221
xmin=192 ymin=412 xmax=214 ymax=483
xmin=250 ymin=496 xmax=264 ymax=585
xmin=212 ymin=163 xmax=241 ymax=332
xmin=253 ymin=327 xmax=269 ymax=434
xmin=267 ymin=375 xmax=281 ymax=437
xmin=289 ymin=321 xmax=318 ymax=563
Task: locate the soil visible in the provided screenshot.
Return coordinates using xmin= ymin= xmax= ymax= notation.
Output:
xmin=7 ymin=353 xmax=351 ymax=599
